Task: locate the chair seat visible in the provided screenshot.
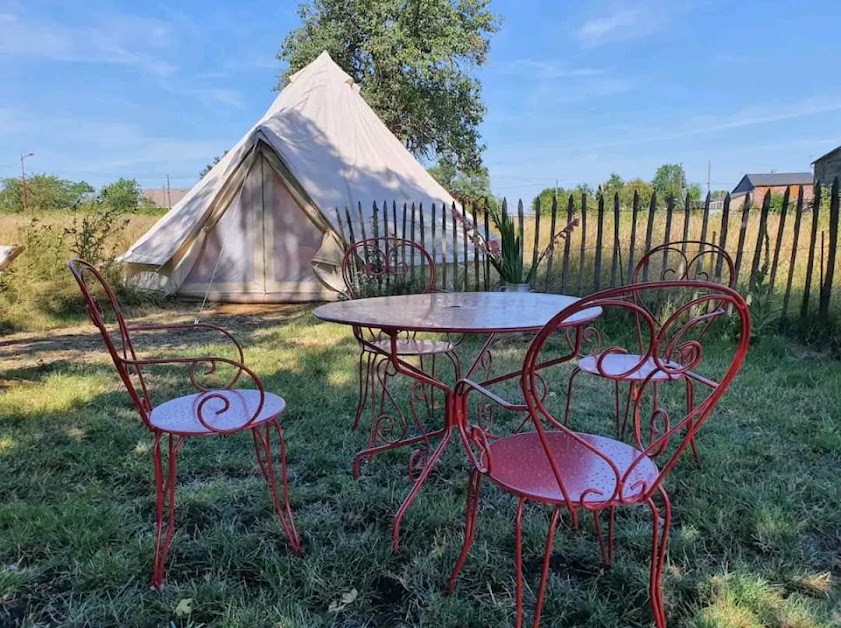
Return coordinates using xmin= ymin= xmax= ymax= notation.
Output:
xmin=368 ymin=338 xmax=455 ymax=356
xmin=578 ymin=354 xmax=683 ymax=381
xmin=484 ymin=431 xmax=658 ymax=505
xmin=150 ymin=389 xmax=285 ymax=435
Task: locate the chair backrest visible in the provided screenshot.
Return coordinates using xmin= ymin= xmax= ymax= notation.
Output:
xmin=341 ymin=237 xmax=436 ymax=299
xmin=68 ymin=259 xmax=153 ymax=428
xmin=460 ymin=280 xmax=750 ymax=509
xmin=632 ymin=240 xmax=736 ymax=288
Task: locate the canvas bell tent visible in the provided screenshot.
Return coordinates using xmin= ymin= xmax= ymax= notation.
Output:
xmin=121 ymin=51 xmax=468 ymax=302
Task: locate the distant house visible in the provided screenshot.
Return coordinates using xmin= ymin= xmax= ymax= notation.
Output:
xmin=143 ymin=188 xmax=190 ymax=209
xmin=730 ymin=172 xmax=814 ymax=208
xmin=813 ymin=146 xmax=841 ymax=187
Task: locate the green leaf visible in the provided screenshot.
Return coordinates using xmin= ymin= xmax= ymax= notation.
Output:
xmin=174 ymin=598 xmax=193 ymax=618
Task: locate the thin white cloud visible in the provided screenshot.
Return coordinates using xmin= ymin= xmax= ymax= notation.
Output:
xmin=577 ymin=9 xmax=642 ymax=42
xmin=575 ymin=1 xmax=693 ymax=47
xmin=0 ymin=11 xmax=175 ymax=76
xmin=592 ymin=98 xmax=841 ymax=148
xmin=500 ymin=58 xmax=605 ymax=79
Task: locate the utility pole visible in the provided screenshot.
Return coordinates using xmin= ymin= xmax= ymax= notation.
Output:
xmin=19 ymin=152 xmax=34 ymax=210
xmin=166 ymin=174 xmax=171 ymax=208
xmin=707 ymin=160 xmax=711 ymax=195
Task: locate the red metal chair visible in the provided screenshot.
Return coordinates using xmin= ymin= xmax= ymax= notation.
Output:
xmin=449 ymin=280 xmax=750 ymax=627
xmin=341 ymin=237 xmax=459 ymax=463
xmin=67 ymin=259 xmax=301 ymax=589
xmin=565 ymin=240 xmax=736 ymax=463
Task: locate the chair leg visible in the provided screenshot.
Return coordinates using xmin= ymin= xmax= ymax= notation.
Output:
xmin=252 ymin=420 xmax=302 ymax=555
xmin=685 ymin=378 xmax=700 ymax=466
xmin=514 ymin=497 xmax=526 ymax=628
xmin=563 ymin=367 xmax=582 ymax=426
xmin=352 ymin=350 xmax=375 ymax=431
xmin=532 ymin=506 xmax=562 ymax=628
xmin=152 ymin=432 xmax=182 ymax=590
xmin=646 ymin=487 xmax=672 ymax=628
xmin=448 ymin=469 xmax=483 ymax=593
xmin=593 ymin=507 xmax=616 ymax=568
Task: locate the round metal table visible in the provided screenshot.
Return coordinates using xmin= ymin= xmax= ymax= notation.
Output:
xmin=315 ymin=291 xmax=601 ymax=551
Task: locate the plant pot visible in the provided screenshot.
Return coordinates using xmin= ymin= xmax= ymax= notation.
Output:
xmin=499 ymin=282 xmax=532 ymax=293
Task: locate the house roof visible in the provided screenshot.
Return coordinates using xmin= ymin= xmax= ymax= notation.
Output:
xmin=744 ymin=172 xmax=813 ymax=187
xmin=142 ymin=188 xmax=191 ymax=208
xmin=732 ymin=172 xmax=813 ymax=194
xmin=813 ymin=145 xmax=841 ymax=164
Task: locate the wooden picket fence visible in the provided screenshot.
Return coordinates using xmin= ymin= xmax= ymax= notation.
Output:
xmin=334 ymin=177 xmax=841 ymax=331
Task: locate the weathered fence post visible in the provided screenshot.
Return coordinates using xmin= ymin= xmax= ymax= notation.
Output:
xmin=801 ymin=185 xmax=823 ymax=321
xmin=611 ymin=192 xmax=621 ymax=286
xmin=819 ymin=177 xmax=840 ymax=323
xmin=543 ymin=194 xmax=558 ymax=292
xmin=594 ymin=193 xmax=605 ymax=290
xmin=748 ymin=190 xmax=772 ymax=292
xmin=628 ymin=190 xmax=640 ymax=279
xmin=781 ymin=187 xmax=805 ymax=323
xmin=768 ymin=187 xmax=790 ymax=292
xmin=642 ymin=192 xmax=657 ymax=281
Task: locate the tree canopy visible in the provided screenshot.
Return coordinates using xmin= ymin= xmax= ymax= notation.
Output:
xmin=531 ymin=163 xmax=709 ymax=214
xmin=99 ymin=178 xmax=144 ymax=212
xmin=277 ymin=0 xmax=499 ymax=177
xmin=651 ymin=163 xmax=688 ymax=202
xmin=427 ymin=156 xmax=497 ymax=209
xmin=0 ymin=175 xmax=93 ymax=212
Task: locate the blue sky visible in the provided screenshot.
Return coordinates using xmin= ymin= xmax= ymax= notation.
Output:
xmin=1 ymin=0 xmax=839 ymax=203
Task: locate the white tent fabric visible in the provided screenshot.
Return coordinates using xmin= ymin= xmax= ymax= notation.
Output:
xmin=0 ymin=245 xmax=24 ymax=273
xmin=121 ymin=51 xmax=468 ymax=302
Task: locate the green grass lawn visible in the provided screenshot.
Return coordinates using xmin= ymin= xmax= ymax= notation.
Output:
xmin=1 ymin=303 xmax=840 ymax=627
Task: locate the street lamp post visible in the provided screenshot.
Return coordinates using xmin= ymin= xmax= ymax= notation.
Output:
xmin=20 ymin=152 xmax=35 ymax=211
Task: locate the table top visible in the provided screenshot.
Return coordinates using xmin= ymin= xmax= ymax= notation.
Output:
xmin=314 ymin=291 xmax=600 ymax=334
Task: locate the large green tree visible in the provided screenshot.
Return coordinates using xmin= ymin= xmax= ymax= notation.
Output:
xmin=277 ymin=0 xmax=499 ymax=176
xmin=651 ymin=163 xmax=688 ymax=202
xmin=99 ymin=178 xmax=143 ymax=212
xmin=532 ymin=183 xmax=594 ymax=215
xmin=427 ymin=156 xmax=496 ymax=209
xmin=0 ymin=175 xmax=93 ymax=212
xmin=621 ymin=178 xmax=654 ymax=208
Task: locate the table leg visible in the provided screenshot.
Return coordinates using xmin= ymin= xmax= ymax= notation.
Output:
xmin=391 ymin=421 xmax=452 ymax=552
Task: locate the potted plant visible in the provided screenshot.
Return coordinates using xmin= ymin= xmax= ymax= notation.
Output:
xmin=452 ymin=205 xmax=579 ymax=291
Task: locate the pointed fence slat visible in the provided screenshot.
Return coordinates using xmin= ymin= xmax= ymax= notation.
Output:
xmin=532 ymin=198 xmax=541 ymax=289
xmin=642 ymin=193 xmax=657 ymax=281
xmin=627 ymin=190 xmax=640 ymax=279
xmin=562 ymin=194 xmax=573 ymax=292
xmin=594 ymin=194 xmax=605 ymax=290
xmin=715 ymin=194 xmax=731 ymax=282
xmin=748 ymin=191 xmax=772 ymax=292
xmin=578 ymin=194 xmax=588 ymax=292
xmin=544 ymin=194 xmax=559 ymax=292
xmin=611 ymin=192 xmax=621 ymax=286
xmin=699 ymin=193 xmax=711 ymax=255
xmin=334 ymin=208 xmax=348 ymax=245
xmin=820 ymin=178 xmax=841 ymax=322
xmin=768 ymin=187 xmax=790 ymax=292
xmin=681 ymin=193 xmax=691 ymax=257
xmin=662 ymin=196 xmax=675 ymax=273
xmin=483 ymin=203 xmax=491 ymax=289
xmin=441 ymin=202 xmax=448 ymax=289
xmin=781 ymin=187 xmax=805 ymax=322
xmin=471 ymin=202 xmax=480 ymax=291
xmin=732 ymin=194 xmax=752 ymax=286
xmin=801 ymin=185 xmax=823 ymax=321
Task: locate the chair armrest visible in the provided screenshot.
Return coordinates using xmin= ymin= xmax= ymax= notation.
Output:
xmin=685 ymin=370 xmax=718 ymax=389
xmin=127 ymin=323 xmax=245 ymax=366
xmin=121 ymin=354 xmax=266 ymax=434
